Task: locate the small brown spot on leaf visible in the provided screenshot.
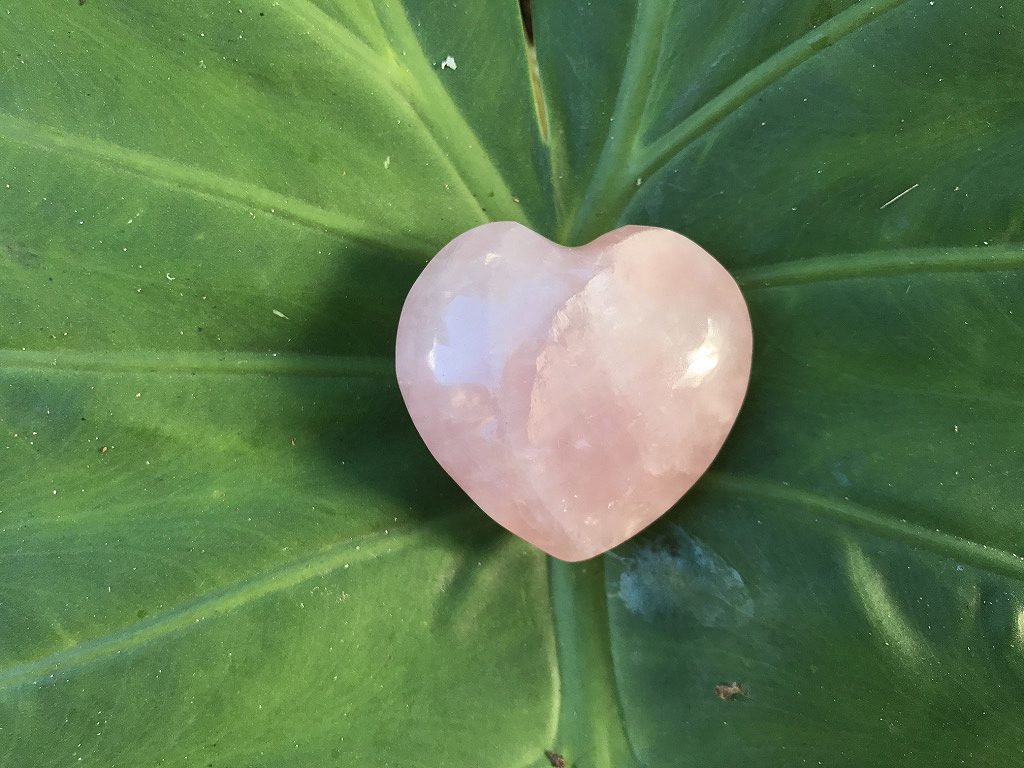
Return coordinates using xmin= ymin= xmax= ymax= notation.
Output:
xmin=544 ymin=750 xmax=566 ymax=768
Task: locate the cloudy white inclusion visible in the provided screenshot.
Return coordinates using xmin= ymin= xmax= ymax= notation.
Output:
xmin=426 ymin=295 xmax=498 ymax=387
xmin=673 ymin=319 xmax=720 ymax=388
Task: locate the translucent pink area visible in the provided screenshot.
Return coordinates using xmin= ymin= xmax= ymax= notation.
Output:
xmin=396 ymin=222 xmax=753 ymax=561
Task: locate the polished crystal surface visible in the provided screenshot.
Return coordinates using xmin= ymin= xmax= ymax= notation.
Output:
xmin=396 ymin=222 xmax=753 ymax=561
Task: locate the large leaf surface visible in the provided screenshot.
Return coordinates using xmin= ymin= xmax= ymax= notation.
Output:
xmin=2 ymin=0 xmax=1023 ymax=765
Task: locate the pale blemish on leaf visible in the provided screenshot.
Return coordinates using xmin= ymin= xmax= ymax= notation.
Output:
xmin=614 ymin=526 xmax=753 ymax=626
xmin=845 ymin=542 xmax=931 ymax=671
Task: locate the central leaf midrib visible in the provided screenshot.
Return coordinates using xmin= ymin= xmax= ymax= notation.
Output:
xmin=547 ymin=558 xmax=641 ymax=768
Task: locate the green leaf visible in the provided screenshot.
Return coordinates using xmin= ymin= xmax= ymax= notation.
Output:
xmin=3 ymin=0 xmax=1023 ymax=765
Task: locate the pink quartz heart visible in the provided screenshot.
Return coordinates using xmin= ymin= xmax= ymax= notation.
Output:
xmin=395 ymin=222 xmax=752 ymax=562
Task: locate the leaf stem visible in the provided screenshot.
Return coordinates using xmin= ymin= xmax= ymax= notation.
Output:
xmin=547 ymin=557 xmax=637 ymax=768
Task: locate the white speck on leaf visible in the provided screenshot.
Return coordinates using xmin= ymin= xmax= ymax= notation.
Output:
xmin=879 ymin=183 xmax=919 ymax=210
xmin=384 ymin=156 xmax=391 ymax=169
xmin=272 ymin=309 xmax=289 ymax=320
xmin=441 ymin=55 xmax=457 ymax=71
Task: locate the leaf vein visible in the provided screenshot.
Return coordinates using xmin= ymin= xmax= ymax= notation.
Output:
xmin=633 ymin=0 xmax=912 ymax=204
xmin=281 ymin=0 xmax=524 ymax=225
xmin=0 ymin=515 xmax=466 ymax=692
xmin=0 ymin=112 xmax=420 ymax=250
xmin=736 ymin=243 xmax=1024 ymax=288
xmin=704 ymin=471 xmax=1024 ymax=581
xmin=0 ymin=349 xmax=394 ymax=379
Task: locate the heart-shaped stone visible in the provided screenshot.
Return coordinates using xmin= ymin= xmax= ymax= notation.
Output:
xmin=395 ymin=222 xmax=752 ymax=561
